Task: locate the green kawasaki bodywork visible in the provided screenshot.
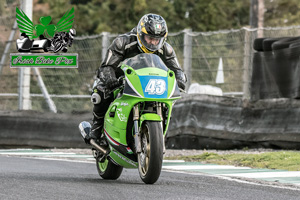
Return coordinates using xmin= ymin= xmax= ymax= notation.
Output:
xmin=102 ymin=54 xmax=181 ymax=169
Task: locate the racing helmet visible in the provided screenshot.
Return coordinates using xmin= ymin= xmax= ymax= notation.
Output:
xmin=137 ymin=14 xmax=168 ymax=53
xmin=69 ymin=29 xmax=76 ymax=39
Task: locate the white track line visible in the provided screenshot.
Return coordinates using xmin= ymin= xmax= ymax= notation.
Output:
xmin=222 ymin=171 xmax=300 ymax=178
xmin=162 ymin=165 xmax=251 ymax=170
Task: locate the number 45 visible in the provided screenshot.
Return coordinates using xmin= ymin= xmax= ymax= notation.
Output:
xmin=145 ymin=79 xmax=166 ymax=95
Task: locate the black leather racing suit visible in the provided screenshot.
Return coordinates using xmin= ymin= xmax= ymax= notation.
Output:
xmin=90 ymin=28 xmax=187 ymax=140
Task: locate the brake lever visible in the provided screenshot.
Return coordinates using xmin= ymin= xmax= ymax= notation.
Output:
xmin=118 ymin=76 xmax=125 ymax=85
xmin=179 ymin=88 xmax=186 ymax=93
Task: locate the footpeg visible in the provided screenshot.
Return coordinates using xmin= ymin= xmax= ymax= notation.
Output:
xmin=92 ymin=148 xmax=108 ymax=163
xmin=97 ymin=153 xmax=107 ymax=163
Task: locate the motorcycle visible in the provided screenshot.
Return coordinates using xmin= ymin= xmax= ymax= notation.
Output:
xmin=79 ymin=53 xmax=181 ymax=184
xmin=50 ymin=29 xmax=75 ymax=53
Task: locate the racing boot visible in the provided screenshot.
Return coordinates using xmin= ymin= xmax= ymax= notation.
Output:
xmin=90 ymin=113 xmax=108 ymax=161
xmin=90 ymin=113 xmax=108 ymax=146
xmin=90 ymin=112 xmax=104 ymax=144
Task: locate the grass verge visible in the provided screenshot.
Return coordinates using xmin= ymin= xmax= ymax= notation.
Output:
xmin=165 ymin=151 xmax=300 ymax=171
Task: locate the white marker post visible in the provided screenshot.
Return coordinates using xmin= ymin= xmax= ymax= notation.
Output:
xmin=216 ymin=57 xmax=224 ymax=84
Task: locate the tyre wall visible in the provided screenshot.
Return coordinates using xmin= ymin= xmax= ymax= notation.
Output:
xmin=1 ymin=94 xmax=300 ymax=150
xmin=251 ymin=37 xmax=300 ymax=100
xmin=166 ymin=94 xmax=300 ymax=150
xmin=0 ymin=111 xmax=90 ymax=148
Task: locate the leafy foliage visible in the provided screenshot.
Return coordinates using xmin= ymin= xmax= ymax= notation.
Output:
xmin=33 ymin=0 xmax=300 ymax=35
xmin=264 ymin=0 xmax=300 ymax=27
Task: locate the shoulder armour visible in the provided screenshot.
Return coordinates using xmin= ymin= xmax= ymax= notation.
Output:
xmin=164 ymin=42 xmax=174 ymax=57
xmin=114 ymin=37 xmax=126 ymax=51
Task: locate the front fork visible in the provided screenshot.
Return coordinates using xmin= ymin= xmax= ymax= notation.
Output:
xmin=133 ymin=104 xmax=141 ymax=153
xmin=156 ymin=103 xmax=166 ymax=153
xmin=132 ymin=103 xmax=165 ymax=154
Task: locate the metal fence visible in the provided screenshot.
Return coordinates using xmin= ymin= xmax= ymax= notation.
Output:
xmin=2 ymin=1 xmax=300 ymax=113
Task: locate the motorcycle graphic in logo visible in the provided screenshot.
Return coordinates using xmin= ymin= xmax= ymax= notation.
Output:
xmin=16 ymin=7 xmax=76 ymax=53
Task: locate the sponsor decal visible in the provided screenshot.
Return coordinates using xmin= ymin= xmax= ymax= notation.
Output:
xmin=116 ymin=108 xmax=127 ymax=122
xmin=112 ymin=149 xmax=137 ymax=167
xmin=120 ymin=102 xmax=129 ymax=106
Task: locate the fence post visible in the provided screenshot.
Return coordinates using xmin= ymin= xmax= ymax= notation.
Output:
xmin=183 ymin=29 xmax=192 ymax=89
xmin=18 ymin=0 xmax=32 ymax=110
xmin=243 ymin=28 xmax=251 ymax=100
xmin=102 ymin=32 xmax=110 ymax=61
xmin=33 ymin=68 xmax=57 ymax=113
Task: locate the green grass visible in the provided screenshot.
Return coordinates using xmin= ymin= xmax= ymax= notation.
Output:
xmin=165 ymin=151 xmax=300 ymax=171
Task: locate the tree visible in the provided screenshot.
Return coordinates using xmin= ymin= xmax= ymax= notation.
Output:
xmin=33 ymin=0 xmax=300 ymax=35
xmin=173 ymin=0 xmax=249 ymax=32
xmin=264 ymin=0 xmax=300 ymax=27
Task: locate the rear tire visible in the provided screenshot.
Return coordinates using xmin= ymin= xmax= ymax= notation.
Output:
xmin=96 ymin=156 xmax=123 ymax=180
xmin=138 ymin=121 xmax=163 ymax=184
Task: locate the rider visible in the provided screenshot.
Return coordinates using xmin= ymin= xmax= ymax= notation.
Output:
xmin=51 ymin=29 xmax=76 ymax=53
xmin=90 ymin=13 xmax=187 ymax=144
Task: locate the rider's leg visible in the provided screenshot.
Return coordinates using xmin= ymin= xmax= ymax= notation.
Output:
xmin=90 ymin=88 xmax=114 ymax=142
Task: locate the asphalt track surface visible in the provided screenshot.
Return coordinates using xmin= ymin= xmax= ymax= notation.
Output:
xmin=1 ymin=156 xmax=300 ymax=200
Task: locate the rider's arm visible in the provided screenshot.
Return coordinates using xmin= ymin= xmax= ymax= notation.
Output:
xmin=99 ymin=36 xmax=127 ymax=72
xmin=97 ymin=36 xmax=128 ymax=89
xmin=161 ymin=42 xmax=187 ymax=90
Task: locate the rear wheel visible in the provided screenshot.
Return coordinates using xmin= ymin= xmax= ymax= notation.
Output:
xmin=96 ymin=156 xmax=123 ymax=180
xmin=138 ymin=121 xmax=163 ymax=184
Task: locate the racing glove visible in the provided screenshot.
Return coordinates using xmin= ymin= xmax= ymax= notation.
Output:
xmin=175 ymin=70 xmax=187 ymax=91
xmin=106 ymin=78 xmax=120 ymax=90
xmin=98 ymin=66 xmax=119 ymax=90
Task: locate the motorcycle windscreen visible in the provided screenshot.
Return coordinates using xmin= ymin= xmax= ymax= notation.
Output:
xmin=138 ymin=75 xmax=168 ymax=98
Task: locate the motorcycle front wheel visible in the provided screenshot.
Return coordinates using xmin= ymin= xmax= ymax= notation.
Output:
xmin=96 ymin=156 xmax=123 ymax=180
xmin=138 ymin=121 xmax=163 ymax=184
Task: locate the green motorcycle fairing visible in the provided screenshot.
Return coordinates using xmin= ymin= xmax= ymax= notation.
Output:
xmin=103 ymin=53 xmax=181 ymax=168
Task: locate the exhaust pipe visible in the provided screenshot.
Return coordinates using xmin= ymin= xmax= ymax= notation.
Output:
xmin=90 ymin=139 xmax=107 ymax=154
xmin=78 ymin=121 xmax=107 ymax=154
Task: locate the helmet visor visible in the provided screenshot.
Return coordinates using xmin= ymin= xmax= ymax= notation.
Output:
xmin=140 ymin=33 xmax=165 ymax=52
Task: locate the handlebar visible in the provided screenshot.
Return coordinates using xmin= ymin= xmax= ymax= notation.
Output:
xmin=117 ymin=76 xmax=125 ymax=86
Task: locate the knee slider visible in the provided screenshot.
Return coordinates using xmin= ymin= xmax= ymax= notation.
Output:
xmin=91 ymin=93 xmax=101 ymax=104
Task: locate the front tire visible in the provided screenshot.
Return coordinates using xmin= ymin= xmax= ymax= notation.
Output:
xmin=138 ymin=121 xmax=163 ymax=184
xmin=96 ymin=156 xmax=123 ymax=180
